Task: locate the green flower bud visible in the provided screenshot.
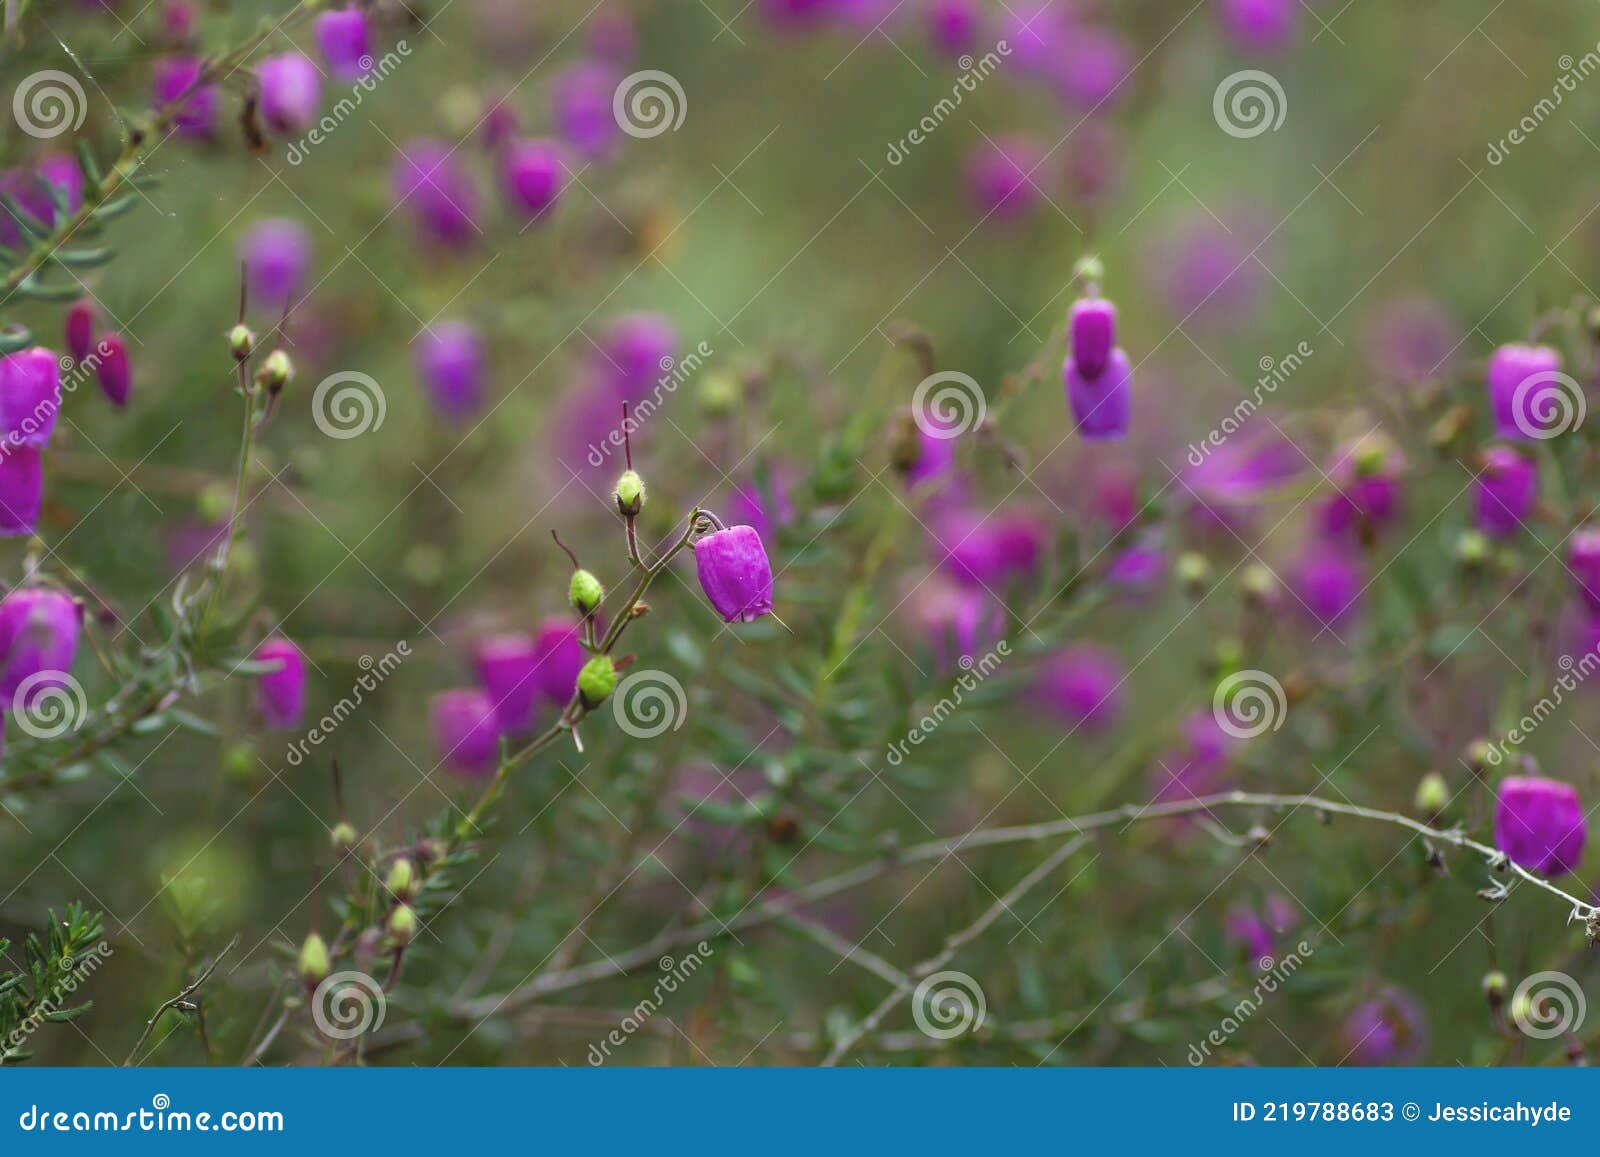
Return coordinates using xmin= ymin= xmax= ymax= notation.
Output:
xmin=569 ymin=569 xmax=603 ymax=616
xmin=256 ymin=349 xmax=294 ymax=393
xmin=228 ymin=323 xmax=256 ymax=362
xmin=1482 ymin=969 xmax=1508 ymax=1008
xmin=577 ymin=654 xmax=617 ymax=707
xmin=1073 ymin=254 xmax=1105 ymax=286
xmin=615 ymin=470 xmax=646 ymax=517
xmin=1414 ymin=771 xmax=1449 ymax=817
xmin=298 ymin=931 xmax=330 ymax=985
xmin=197 ymin=481 xmax=233 ymax=524
xmin=1176 ymin=551 xmax=1212 ymax=595
xmin=329 ymin=821 xmax=358 ymax=853
xmin=1463 ymin=739 xmax=1495 ymax=776
xmin=1240 ymin=562 xmax=1278 ymax=603
xmin=1454 ymin=529 xmax=1490 ymax=569
xmin=698 ymin=372 xmax=741 ymax=416
xmin=388 ymin=904 xmax=417 ymax=947
xmin=386 ymin=857 xmax=416 ymax=901
xmin=1509 ymin=988 xmax=1533 ymax=1028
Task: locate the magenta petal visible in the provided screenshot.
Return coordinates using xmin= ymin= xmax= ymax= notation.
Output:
xmin=693 ymin=525 xmax=773 ymax=622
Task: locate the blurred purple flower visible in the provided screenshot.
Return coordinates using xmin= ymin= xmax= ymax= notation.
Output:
xmin=474 ymin=634 xmax=542 ymax=735
xmin=966 ymin=136 xmax=1049 ymax=224
xmin=95 ymin=333 xmax=131 ymax=408
xmin=924 ymin=0 xmax=982 ymax=56
xmin=1486 ymin=342 xmax=1564 ymax=441
xmin=552 ymin=61 xmax=620 ymax=162
xmin=1341 ymin=986 xmax=1426 ymax=1064
xmin=908 ymin=576 xmax=1005 ymax=672
xmin=1182 ymin=430 xmax=1304 ymax=531
xmin=256 ymin=52 xmax=322 ymax=134
xmin=240 ymin=218 xmax=312 ymax=311
xmin=1475 ymin=446 xmax=1538 ymax=537
xmin=1365 ymin=295 xmax=1461 ymax=385
xmin=0 ymin=586 xmax=80 ymax=701
xmin=392 ymin=139 xmax=480 ymax=247
xmin=501 ymin=138 xmax=566 ymax=223
xmin=152 ymin=55 xmax=218 ymax=140
xmin=932 ymin=507 xmax=1045 ymax=589
xmin=314 ymin=7 xmax=373 ymax=81
xmin=1216 ymin=0 xmax=1298 ymax=52
xmin=64 ymin=299 xmax=96 ymax=364
xmin=430 ymin=688 xmax=501 ymax=778
xmin=1318 ymin=432 xmax=1405 ymax=541
xmin=1289 ymin=540 xmax=1364 ymax=629
xmin=416 ymin=321 xmax=486 ymax=421
xmin=1494 ymin=775 xmax=1587 ymax=875
xmin=1064 ymin=346 xmax=1132 ymax=440
xmin=596 ymin=312 xmax=677 ymax=402
xmin=0 ymin=347 xmax=61 ymax=449
xmin=254 ymin=636 xmax=307 ymax=731
xmin=1032 ymin=643 xmax=1125 ymax=730
xmin=531 ymin=616 xmax=585 ymax=705
xmin=0 ymin=449 xmax=42 ymax=536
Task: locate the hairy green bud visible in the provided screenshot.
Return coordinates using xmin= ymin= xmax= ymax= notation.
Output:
xmin=329 ymin=821 xmax=358 ymax=853
xmin=569 ymin=569 xmax=603 ymax=616
xmin=1482 ymin=970 xmax=1508 ymax=1008
xmin=228 ymin=323 xmax=256 ymax=362
xmin=615 ymin=470 xmax=646 ymax=516
xmin=577 ymin=654 xmax=617 ymax=707
xmin=1413 ymin=771 xmax=1449 ymax=817
xmin=388 ymin=904 xmax=417 ymax=947
xmin=256 ymin=349 xmax=294 ymax=393
xmin=386 ymin=857 xmax=416 ymax=901
xmin=298 ymin=932 xmax=330 ymax=985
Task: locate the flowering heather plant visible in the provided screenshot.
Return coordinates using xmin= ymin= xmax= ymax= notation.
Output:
xmin=2 ymin=0 xmax=1600 ymax=1079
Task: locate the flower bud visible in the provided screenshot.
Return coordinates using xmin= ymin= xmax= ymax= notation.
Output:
xmin=1175 ymin=550 xmax=1212 ymax=596
xmin=1463 ymin=738 xmax=1494 ymax=775
xmin=298 ymin=931 xmax=330 ymax=985
xmin=388 ymin=904 xmax=417 ymax=947
xmin=1414 ymin=771 xmax=1449 ymax=817
xmin=1453 ymin=529 xmax=1490 ymax=570
xmin=569 ymin=568 xmax=603 ymax=616
xmin=0 ymin=586 xmax=81 ymax=702
xmin=386 ymin=857 xmax=416 ymax=901
xmin=615 ymin=470 xmax=646 ymax=516
xmin=95 ymin=333 xmax=131 ymax=408
xmin=329 ymin=820 xmax=358 ymax=853
xmin=256 ymin=52 xmax=322 ymax=134
xmin=1482 ymin=970 xmax=1508 ymax=1009
xmin=65 ymin=300 xmax=96 ymax=364
xmin=577 ymin=654 xmax=617 ymax=707
xmin=698 ymin=372 xmax=741 ymax=416
xmin=1068 ymin=296 xmax=1116 ymax=378
xmin=313 ymin=6 xmax=373 ymax=81
xmin=228 ymin=323 xmax=256 ymax=362
xmin=256 ymin=349 xmax=293 ymax=394
xmin=253 ymin=636 xmax=307 ymax=731
xmin=693 ymin=524 xmax=774 ymax=623
xmin=1240 ymin=562 xmax=1278 ymax=604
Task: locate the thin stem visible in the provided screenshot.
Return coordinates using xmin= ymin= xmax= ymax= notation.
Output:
xmin=122 ymin=935 xmax=237 ymax=1066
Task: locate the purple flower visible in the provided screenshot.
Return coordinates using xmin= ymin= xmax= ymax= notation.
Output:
xmin=728 ymin=469 xmax=795 ymax=546
xmin=1289 ymin=541 xmax=1364 ymax=629
xmin=240 ymin=218 xmax=312 ymax=311
xmin=256 ymin=53 xmax=322 ymax=134
xmin=393 ymin=139 xmax=480 ymax=247
xmin=95 ymin=333 xmax=130 ymax=408
xmin=1365 ymin=294 xmax=1460 ymax=386
xmin=0 ymin=586 xmax=80 ymax=701
xmin=1057 ymin=25 xmax=1132 ymax=109
xmin=586 ymin=8 xmax=637 ymax=64
xmin=1570 ymin=526 xmax=1600 ymax=613
xmin=693 ymin=525 xmax=774 ymax=623
xmin=474 ymin=634 xmax=542 ymax=735
xmin=942 ymin=509 xmax=1045 ymax=589
xmin=500 ymin=138 xmax=566 ymax=222
xmin=1487 ymin=343 xmax=1565 ymax=440
xmin=1064 ymin=346 xmax=1132 ymax=440
xmin=162 ymin=0 xmax=197 ymax=41
xmin=36 ymin=154 xmax=83 ymax=215
xmin=1149 ymin=211 xmax=1268 ymax=330
xmin=1106 ymin=539 xmax=1166 ymax=594
xmin=0 ymin=347 xmax=61 ymax=449
xmin=531 ymin=616 xmax=585 ymax=704
xmin=1318 ymin=433 xmax=1404 ymax=540
xmin=0 ymin=449 xmax=42 ymax=536
xmin=1000 ymin=1 xmax=1074 ymax=79
xmin=924 ymin=0 xmax=981 ymax=55
xmin=1341 ymin=987 xmax=1426 ymax=1064
xmin=966 ymin=136 xmax=1048 ymax=223
xmin=415 ymin=322 xmax=485 ymax=420
xmin=1182 ymin=430 xmax=1304 ymax=531
xmin=908 ymin=577 xmax=1004 ymax=672
xmin=254 ymin=636 xmax=307 ymax=730
xmin=152 ymin=56 xmax=218 ymax=139
xmin=552 ymin=61 xmax=620 ymax=162
xmin=1495 ymin=775 xmax=1587 ymax=875
xmin=430 ymin=688 xmax=501 ymax=778
xmin=1033 ymin=643 xmax=1125 ymax=730
xmin=1476 ymin=446 xmax=1538 ymax=537
xmin=64 ymin=300 xmax=96 ymax=364
xmin=597 ymin=312 xmax=676 ymax=402
xmin=314 ymin=6 xmax=372 ymax=81
xmin=1216 ymin=0 xmax=1297 ymax=52
xmin=903 ymin=422 xmax=958 ymax=492
xmin=1148 ymin=710 xmax=1238 ymax=806
xmin=1223 ymin=906 xmax=1274 ymax=962
xmin=1069 ymin=296 xmax=1116 ymax=378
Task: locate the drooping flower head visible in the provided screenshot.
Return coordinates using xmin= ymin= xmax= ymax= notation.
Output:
xmin=1216 ymin=0 xmax=1298 ymax=52
xmin=1069 ymin=296 xmax=1116 ymax=379
xmin=240 ymin=218 xmax=312 ymax=312
xmin=932 ymin=507 xmax=1045 ymax=590
xmin=500 ymin=138 xmax=566 ymax=223
xmin=1475 ymin=446 xmax=1538 ymax=538
xmin=1494 ymin=775 xmax=1587 ymax=875
xmin=907 ymin=576 xmax=1004 ymax=673
xmin=430 ymin=688 xmax=500 ymax=778
xmin=392 ymin=139 xmax=480 ymax=247
xmin=314 ymin=6 xmax=373 ymax=81
xmin=0 ymin=586 xmax=80 ymax=702
xmin=1032 ymin=643 xmax=1126 ymax=731
xmin=551 ymin=61 xmax=620 ymax=161
xmin=0 ymin=347 xmax=62 ymax=449
xmin=1318 ymin=431 xmax=1405 ymax=541
xmin=1064 ymin=346 xmax=1132 ymax=440
xmin=256 ymin=52 xmax=322 ymax=133
xmin=1486 ymin=343 xmax=1564 ymax=441
xmin=95 ymin=333 xmax=131 ymax=408
xmin=1289 ymin=540 xmax=1364 ymax=630
xmin=473 ymin=634 xmax=542 ymax=736
xmin=1340 ymin=986 xmax=1426 ymax=1064
xmin=693 ymin=523 xmax=774 ymax=623
xmin=64 ymin=300 xmax=96 ymax=364
xmin=966 ymin=136 xmax=1049 ymax=223
xmin=530 ymin=616 xmax=585 ymax=705
xmin=254 ymin=636 xmax=307 ymax=731
xmin=415 ymin=321 xmax=486 ymax=420
xmin=152 ymin=55 xmax=218 ymax=139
